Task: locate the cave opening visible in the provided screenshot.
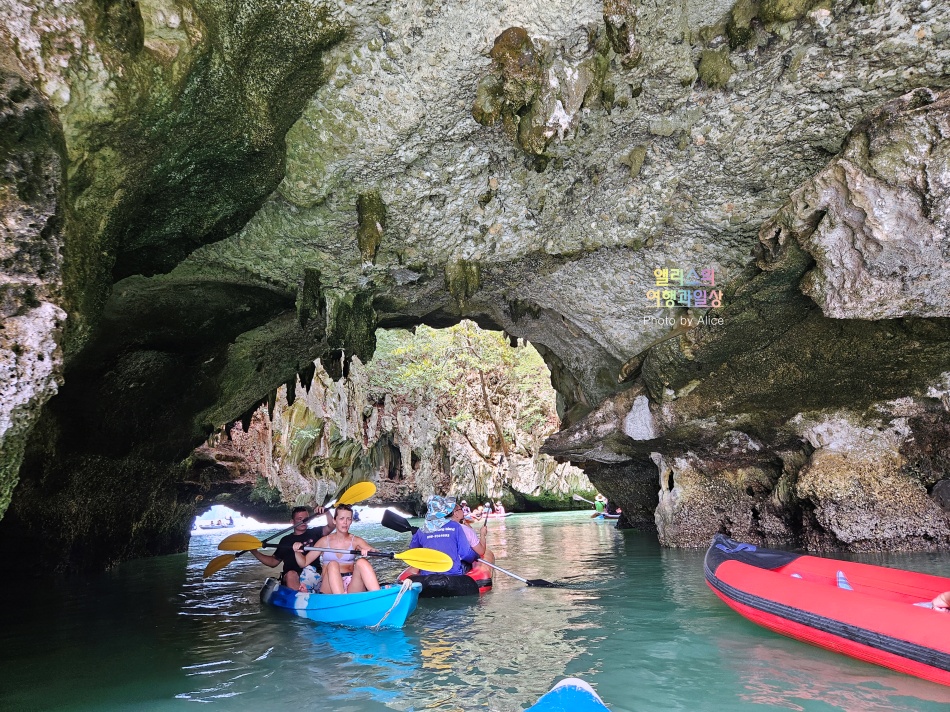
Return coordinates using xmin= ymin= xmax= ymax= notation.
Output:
xmin=190 ymin=319 xmax=587 ymax=518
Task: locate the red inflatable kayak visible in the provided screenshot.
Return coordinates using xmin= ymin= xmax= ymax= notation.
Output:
xmin=705 ymin=534 xmax=950 ymax=686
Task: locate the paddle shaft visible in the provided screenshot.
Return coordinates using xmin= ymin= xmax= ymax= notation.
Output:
xmin=478 ymin=558 xmax=525 ymax=582
xmin=236 ymin=479 xmax=365 ymax=553
xmin=303 ymin=546 xmax=391 ymax=559
xmin=380 ymin=509 xmax=555 ymax=586
xmin=572 ymin=494 xmax=596 ymax=506
xmin=477 ymin=558 xmax=556 ymax=587
xmin=219 ymin=482 xmax=360 ymax=562
xmin=302 ymin=545 xmax=453 ymax=572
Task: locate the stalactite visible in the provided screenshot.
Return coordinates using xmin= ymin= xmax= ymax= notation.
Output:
xmin=240 ymin=408 xmax=255 ymax=433
xmin=299 ymin=362 xmax=316 ymax=393
xmin=267 ymin=390 xmax=277 ymax=420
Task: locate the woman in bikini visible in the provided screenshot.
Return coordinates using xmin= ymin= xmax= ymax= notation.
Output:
xmin=293 ymin=504 xmax=381 ymax=594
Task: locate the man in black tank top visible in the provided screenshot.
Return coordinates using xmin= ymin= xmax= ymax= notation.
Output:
xmin=251 ymin=506 xmax=334 ymax=590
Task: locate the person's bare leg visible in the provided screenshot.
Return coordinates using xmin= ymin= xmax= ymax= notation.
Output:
xmin=284 ymin=571 xmax=301 ymax=591
xmin=473 ymin=549 xmax=494 ymax=579
xmin=321 ymin=561 xmax=345 ymax=594
xmin=399 ymin=566 xmax=420 ymax=580
xmin=349 ymin=558 xmax=380 ymax=592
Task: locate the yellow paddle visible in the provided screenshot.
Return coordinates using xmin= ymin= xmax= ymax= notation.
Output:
xmin=216 ymin=533 xmax=267 ymax=551
xmin=203 ymin=481 xmax=376 ymax=578
xmin=303 ymin=546 xmax=453 ymax=572
xmin=216 ymin=481 xmax=376 ymax=552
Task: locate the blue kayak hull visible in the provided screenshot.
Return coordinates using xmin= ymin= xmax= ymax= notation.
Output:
xmin=260 ymin=578 xmax=422 ymax=628
xmin=528 ymin=678 xmax=608 ymax=711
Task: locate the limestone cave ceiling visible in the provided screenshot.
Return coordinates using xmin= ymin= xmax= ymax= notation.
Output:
xmin=1 ymin=0 xmax=950 ymax=570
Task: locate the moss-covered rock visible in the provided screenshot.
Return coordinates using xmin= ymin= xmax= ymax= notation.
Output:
xmin=759 ymin=0 xmax=818 ymax=23
xmin=603 ymin=0 xmax=642 ymax=66
xmin=444 ymin=260 xmax=482 ymax=308
xmin=697 ymin=48 xmax=734 ymax=89
xmin=322 ymin=289 xmax=377 ymax=378
xmin=490 ymin=27 xmax=544 ymax=108
xmin=471 ymin=73 xmax=504 ymax=126
xmin=619 ymin=145 xmax=648 ymax=178
xmin=471 ymin=25 xmax=612 ymax=155
xmin=727 ymin=0 xmax=760 ymax=49
xmin=356 ymin=190 xmax=386 ymax=265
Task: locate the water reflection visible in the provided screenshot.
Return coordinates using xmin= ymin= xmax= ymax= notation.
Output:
xmin=718 ymin=635 xmax=950 ymax=711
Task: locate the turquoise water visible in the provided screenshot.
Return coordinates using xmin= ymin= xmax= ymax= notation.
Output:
xmin=3 ymin=511 xmax=950 ymax=711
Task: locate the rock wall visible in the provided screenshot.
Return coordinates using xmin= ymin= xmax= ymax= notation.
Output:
xmin=546 ymin=88 xmax=950 ymax=551
xmin=0 ymin=56 xmax=65 ymax=519
xmin=1 ymin=0 xmax=949 ymax=570
xmin=191 ymin=358 xmax=591 ymax=515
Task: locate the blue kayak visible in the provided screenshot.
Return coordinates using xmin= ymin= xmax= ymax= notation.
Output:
xmin=528 ymin=678 xmax=609 ymax=711
xmin=260 ymin=577 xmax=422 ymax=628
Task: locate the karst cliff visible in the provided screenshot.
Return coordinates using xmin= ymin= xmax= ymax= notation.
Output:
xmin=1 ymin=0 xmax=948 ymax=572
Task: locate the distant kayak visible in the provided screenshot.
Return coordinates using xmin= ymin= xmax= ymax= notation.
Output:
xmin=592 ymin=513 xmax=620 ymax=520
xmin=260 ymin=577 xmax=422 ymax=628
xmin=464 ymin=512 xmax=512 ymax=521
xmin=197 ymin=522 xmax=234 ymax=529
xmin=527 ymin=678 xmax=609 ymax=711
xmin=705 ymin=534 xmax=950 ymax=686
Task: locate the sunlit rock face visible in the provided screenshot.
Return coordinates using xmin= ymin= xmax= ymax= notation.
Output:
xmin=546 ymin=88 xmax=950 ymax=551
xmin=768 ymin=90 xmax=950 ymax=320
xmin=192 ymin=359 xmax=591 ymax=517
xmin=2 ymin=0 xmax=950 ymax=570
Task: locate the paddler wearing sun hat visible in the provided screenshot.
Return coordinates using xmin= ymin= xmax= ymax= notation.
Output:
xmin=406 ymin=495 xmax=486 ymax=575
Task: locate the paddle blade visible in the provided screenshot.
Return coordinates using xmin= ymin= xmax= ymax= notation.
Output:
xmin=527 ymin=578 xmax=559 ymax=588
xmin=203 ymin=554 xmax=236 ymax=578
xmin=394 ymin=547 xmax=453 ymax=572
xmin=217 ymin=533 xmax=265 ymax=551
xmin=382 ymin=509 xmax=417 ymax=534
xmin=336 ymin=481 xmax=377 ymax=506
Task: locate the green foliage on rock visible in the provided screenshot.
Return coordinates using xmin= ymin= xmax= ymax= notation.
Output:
xmin=365 ymin=322 xmax=558 ymax=441
xmin=250 ymin=475 xmax=283 ymax=506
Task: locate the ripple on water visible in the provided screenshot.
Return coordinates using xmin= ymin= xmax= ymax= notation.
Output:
xmin=3 ymin=513 xmax=950 ymax=710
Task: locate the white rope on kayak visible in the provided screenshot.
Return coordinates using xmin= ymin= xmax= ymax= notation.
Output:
xmin=371 ymin=579 xmax=414 ymax=630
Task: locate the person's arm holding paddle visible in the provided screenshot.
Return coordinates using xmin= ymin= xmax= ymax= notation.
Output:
xmin=251 ymin=549 xmax=281 ymax=567
xmin=352 ymin=535 xmax=379 ymax=558
xmin=269 ymin=505 xmax=330 ymax=591
xmin=253 ymin=506 xmax=318 ymax=569
xmin=475 ymin=511 xmax=489 ymax=558
xmin=293 ymin=533 xmax=328 ymax=568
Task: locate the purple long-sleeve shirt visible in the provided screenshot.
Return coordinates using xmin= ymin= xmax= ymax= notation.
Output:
xmin=409 ymin=520 xmax=477 ymax=575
